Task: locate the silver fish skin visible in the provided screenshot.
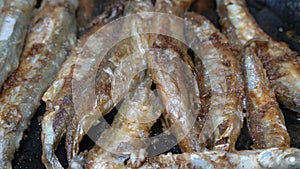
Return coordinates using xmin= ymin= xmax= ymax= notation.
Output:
xmin=150 ymin=0 xmax=203 ymax=153
xmin=0 ymin=0 xmax=36 ymax=88
xmin=140 ymin=147 xmax=300 ymax=169
xmin=65 ymin=0 xmax=154 ymax=164
xmin=216 ymin=0 xmax=300 ymax=114
xmin=85 ymin=77 xmax=163 ymax=169
xmin=184 ymin=12 xmax=244 ymax=151
xmin=242 ymin=44 xmax=290 ymax=149
xmin=41 ymin=2 xmax=125 ymax=168
xmin=0 ymin=0 xmax=77 ymax=168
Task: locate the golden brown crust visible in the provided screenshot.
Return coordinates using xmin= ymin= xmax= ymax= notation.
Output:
xmin=140 ymin=148 xmax=300 ymax=169
xmin=184 ymin=12 xmax=244 ymax=152
xmin=85 ymin=77 xmax=163 ymax=169
xmin=242 ymin=44 xmax=290 ymax=149
xmin=216 ymin=0 xmax=300 ymax=113
xmin=147 ymin=48 xmax=203 ymax=153
xmin=147 ymin=0 xmax=203 ymax=153
xmin=66 ymin=0 xmax=154 ymax=164
xmin=0 ymin=0 xmax=36 ymax=88
xmin=0 ymin=1 xmax=77 ymax=168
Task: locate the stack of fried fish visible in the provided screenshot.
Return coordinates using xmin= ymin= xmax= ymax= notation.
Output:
xmin=0 ymin=0 xmax=299 ymax=168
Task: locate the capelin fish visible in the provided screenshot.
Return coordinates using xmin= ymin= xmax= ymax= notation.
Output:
xmin=85 ymin=77 xmax=163 ymax=169
xmin=77 ymin=0 xmax=126 ymax=37
xmin=242 ymin=44 xmax=290 ymax=149
xmin=184 ymin=12 xmax=244 ymax=151
xmin=0 ymin=0 xmax=77 ymax=168
xmin=148 ymin=0 xmax=203 ymax=153
xmin=216 ymin=0 xmax=300 ymax=114
xmin=41 ymin=3 xmax=125 ymax=168
xmin=147 ymin=49 xmax=203 ymax=153
xmin=140 ymin=147 xmax=300 ymax=169
xmin=0 ymin=0 xmax=36 ymax=88
xmin=65 ymin=0 xmax=154 ymax=164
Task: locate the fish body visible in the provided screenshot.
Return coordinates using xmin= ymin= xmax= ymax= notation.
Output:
xmin=184 ymin=12 xmax=244 ymax=151
xmin=0 ymin=0 xmax=36 ymax=88
xmin=41 ymin=3 xmax=125 ymax=168
xmin=65 ymin=0 xmax=154 ymax=164
xmin=149 ymin=0 xmax=203 ymax=152
xmin=140 ymin=147 xmax=300 ymax=169
xmin=85 ymin=77 xmax=163 ymax=169
xmin=216 ymin=0 xmax=300 ymax=114
xmin=0 ymin=0 xmax=77 ymax=168
xmin=242 ymin=44 xmax=290 ymax=149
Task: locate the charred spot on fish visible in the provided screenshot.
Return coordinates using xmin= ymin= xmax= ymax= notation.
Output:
xmin=62 ymin=94 xmax=73 ymax=106
xmin=2 ymin=106 xmax=23 ymax=131
xmin=209 ymin=32 xmax=223 ymax=43
xmin=53 ymin=109 xmax=71 ymax=134
xmin=28 ymin=43 xmax=45 ymax=56
xmin=153 ymin=36 xmax=186 ymax=59
xmin=222 ymin=59 xmax=231 ymax=67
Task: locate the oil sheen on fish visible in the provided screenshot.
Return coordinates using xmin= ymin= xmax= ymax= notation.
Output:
xmin=41 ymin=4 xmax=125 ymax=168
xmin=148 ymin=0 xmax=203 ymax=153
xmin=0 ymin=0 xmax=77 ymax=168
xmin=77 ymin=0 xmax=126 ymax=37
xmin=242 ymin=44 xmax=290 ymax=149
xmin=140 ymin=147 xmax=300 ymax=169
xmin=65 ymin=0 xmax=154 ymax=164
xmin=0 ymin=0 xmax=36 ymax=88
xmin=184 ymin=12 xmax=244 ymax=151
xmin=216 ymin=0 xmax=300 ymax=114
xmin=85 ymin=77 xmax=163 ymax=169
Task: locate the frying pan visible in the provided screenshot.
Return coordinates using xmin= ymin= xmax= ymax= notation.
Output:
xmin=11 ymin=0 xmax=300 ymax=168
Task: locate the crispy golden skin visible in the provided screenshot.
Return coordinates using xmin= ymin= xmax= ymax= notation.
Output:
xmin=148 ymin=0 xmax=204 ymax=152
xmin=147 ymin=49 xmax=203 ymax=152
xmin=140 ymin=147 xmax=300 ymax=169
xmin=0 ymin=0 xmax=36 ymax=88
xmin=41 ymin=3 xmax=126 ymax=168
xmin=242 ymin=44 xmax=290 ymax=149
xmin=184 ymin=12 xmax=244 ymax=151
xmin=65 ymin=0 xmax=154 ymax=165
xmin=216 ymin=0 xmax=300 ymax=114
xmin=85 ymin=77 xmax=163 ymax=169
xmin=0 ymin=0 xmax=77 ymax=168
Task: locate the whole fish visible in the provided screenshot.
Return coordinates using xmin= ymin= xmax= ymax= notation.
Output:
xmin=216 ymin=0 xmax=300 ymax=113
xmin=0 ymin=0 xmax=36 ymax=88
xmin=0 ymin=0 xmax=77 ymax=168
xmin=184 ymin=12 xmax=244 ymax=151
xmin=41 ymin=3 xmax=125 ymax=168
xmin=242 ymin=43 xmax=290 ymax=149
xmin=65 ymin=0 xmax=154 ymax=164
xmin=140 ymin=147 xmax=300 ymax=169
xmin=85 ymin=77 xmax=163 ymax=169
xmin=147 ymin=49 xmax=203 ymax=153
xmin=149 ymin=0 xmax=204 ymax=153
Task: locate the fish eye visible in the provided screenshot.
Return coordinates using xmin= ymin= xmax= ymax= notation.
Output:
xmin=284 ymin=155 xmax=298 ymax=165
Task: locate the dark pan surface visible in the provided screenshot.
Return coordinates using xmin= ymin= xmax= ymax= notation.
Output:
xmin=12 ymin=0 xmax=300 ymax=168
